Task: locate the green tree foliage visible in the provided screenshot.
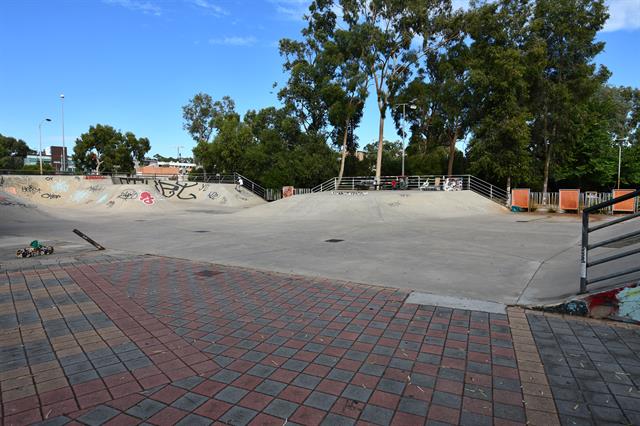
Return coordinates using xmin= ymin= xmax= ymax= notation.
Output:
xmin=465 ymin=0 xmax=534 ymax=190
xmin=0 ymin=134 xmax=31 ymax=169
xmin=278 ymin=1 xmax=337 ymax=134
xmin=395 ymin=10 xmax=470 ymax=177
xmin=340 ymin=0 xmax=452 ymax=181
xmin=182 ymin=93 xmax=235 ymax=144
xmin=528 ymin=0 xmax=609 ymax=197
xmin=72 ymin=124 xmax=150 ymax=174
xmin=190 ymin=96 xmax=338 ymax=188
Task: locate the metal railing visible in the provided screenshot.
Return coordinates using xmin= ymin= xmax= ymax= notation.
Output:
xmin=580 ymin=189 xmax=640 ymax=293
xmin=312 ymin=175 xmax=508 ymax=206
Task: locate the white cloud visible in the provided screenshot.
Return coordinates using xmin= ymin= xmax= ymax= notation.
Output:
xmin=603 ymin=0 xmax=640 ymax=32
xmin=189 ymin=0 xmax=228 ymax=17
xmin=102 ymin=0 xmax=162 ymax=16
xmin=208 ymin=36 xmax=257 ymax=46
xmin=270 ymin=0 xmax=309 ymax=21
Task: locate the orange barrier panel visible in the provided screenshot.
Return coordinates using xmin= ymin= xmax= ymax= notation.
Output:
xmin=612 ymin=189 xmax=637 ymax=213
xmin=511 ymin=189 xmax=530 ymax=210
xmin=559 ymin=189 xmax=580 ymax=211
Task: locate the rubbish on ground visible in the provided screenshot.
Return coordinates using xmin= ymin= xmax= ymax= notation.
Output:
xmin=16 ymin=240 xmax=54 ymax=258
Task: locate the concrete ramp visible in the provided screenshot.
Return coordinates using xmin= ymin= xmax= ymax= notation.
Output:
xmin=237 ymin=190 xmax=507 ymax=221
xmin=0 ymin=175 xmax=265 ymax=214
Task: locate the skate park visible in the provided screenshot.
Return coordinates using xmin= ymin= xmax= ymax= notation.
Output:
xmin=1 ymin=173 xmax=629 ymax=308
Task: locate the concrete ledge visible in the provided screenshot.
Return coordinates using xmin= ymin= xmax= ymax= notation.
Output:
xmin=405 ymin=291 xmax=507 ymax=314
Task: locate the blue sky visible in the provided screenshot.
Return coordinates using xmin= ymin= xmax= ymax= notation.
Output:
xmin=1 ymin=0 xmax=639 ymax=158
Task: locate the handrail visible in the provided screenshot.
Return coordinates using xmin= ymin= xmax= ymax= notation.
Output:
xmin=580 ymin=188 xmax=640 ymax=293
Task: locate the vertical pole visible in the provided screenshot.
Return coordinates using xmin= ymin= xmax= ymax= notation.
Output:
xmin=580 ymin=210 xmax=589 ymax=293
xmin=401 ymin=104 xmax=406 ymax=177
xmin=38 ymin=122 xmax=43 ymax=175
xmin=60 ymin=94 xmax=65 ymax=172
xmin=617 ymin=139 xmax=622 ymax=189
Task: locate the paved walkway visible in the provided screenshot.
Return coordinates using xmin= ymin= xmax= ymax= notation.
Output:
xmin=0 ymin=255 xmax=638 ymax=425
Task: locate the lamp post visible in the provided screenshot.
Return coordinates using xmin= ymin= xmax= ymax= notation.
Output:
xmin=616 ymin=138 xmax=628 ymax=189
xmin=38 ymin=118 xmax=52 ymax=175
xmin=394 ymin=101 xmax=417 ymax=176
xmin=60 ymin=94 xmax=65 ymax=172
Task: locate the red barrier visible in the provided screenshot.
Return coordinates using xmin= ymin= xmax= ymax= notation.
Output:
xmin=613 ymin=189 xmax=637 ymax=213
xmin=559 ymin=189 xmax=580 ymax=211
xmin=84 ymin=175 xmax=107 ymax=180
xmin=511 ymin=189 xmax=530 ymax=210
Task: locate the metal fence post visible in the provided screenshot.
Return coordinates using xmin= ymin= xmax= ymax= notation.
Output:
xmin=580 ymin=210 xmax=589 ymax=294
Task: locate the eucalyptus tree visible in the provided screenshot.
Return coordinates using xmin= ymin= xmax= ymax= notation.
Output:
xmin=527 ymin=0 xmax=609 ymax=202
xmin=278 ymin=1 xmax=337 ymax=135
xmin=72 ymin=125 xmax=150 ymax=174
xmin=394 ymin=9 xmax=470 ymax=177
xmin=465 ymin=0 xmax=534 ymax=192
xmin=321 ymin=26 xmax=369 ymax=185
xmin=340 ymin=0 xmax=452 ymax=182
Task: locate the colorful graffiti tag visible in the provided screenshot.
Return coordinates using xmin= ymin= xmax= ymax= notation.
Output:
xmin=139 ymin=191 xmax=155 ymax=205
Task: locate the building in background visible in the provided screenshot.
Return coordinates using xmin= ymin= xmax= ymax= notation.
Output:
xmin=23 ymin=146 xmax=75 ymax=172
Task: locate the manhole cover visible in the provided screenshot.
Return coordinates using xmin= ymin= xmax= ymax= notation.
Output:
xmin=193 ymin=230 xmax=210 ymax=233
xmin=195 ymin=270 xmax=222 ymax=277
xmin=325 ymin=239 xmax=344 ymax=243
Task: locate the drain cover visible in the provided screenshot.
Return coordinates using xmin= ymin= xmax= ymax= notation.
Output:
xmin=193 ymin=230 xmax=210 ymax=233
xmin=195 ymin=270 xmax=222 ymax=277
xmin=325 ymin=239 xmax=344 ymax=243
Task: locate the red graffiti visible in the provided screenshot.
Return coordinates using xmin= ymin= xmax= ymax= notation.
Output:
xmin=139 ymin=191 xmax=155 ymax=205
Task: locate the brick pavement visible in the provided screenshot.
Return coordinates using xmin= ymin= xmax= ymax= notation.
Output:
xmin=0 ymin=255 xmax=634 ymax=425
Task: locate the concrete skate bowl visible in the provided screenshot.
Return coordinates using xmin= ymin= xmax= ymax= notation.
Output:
xmin=0 ymin=175 xmax=265 ymax=216
xmin=236 ymin=190 xmax=508 ymax=222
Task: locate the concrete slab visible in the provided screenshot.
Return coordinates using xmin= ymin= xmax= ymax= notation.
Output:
xmin=2 ymin=175 xmax=627 ymax=305
xmin=405 ymin=291 xmax=507 ymax=314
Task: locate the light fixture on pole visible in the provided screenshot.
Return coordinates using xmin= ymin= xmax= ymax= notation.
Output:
xmin=38 ymin=118 xmax=52 ymax=175
xmin=60 ymin=94 xmax=66 ymax=172
xmin=395 ymin=101 xmax=418 ymax=176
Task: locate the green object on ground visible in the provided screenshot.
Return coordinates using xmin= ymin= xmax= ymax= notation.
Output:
xmin=30 ymin=240 xmax=41 ymax=248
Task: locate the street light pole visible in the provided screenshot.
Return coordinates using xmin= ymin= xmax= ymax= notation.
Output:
xmin=617 ymin=138 xmax=627 ymax=189
xmin=60 ymin=94 xmax=65 ymax=172
xmin=394 ymin=101 xmax=417 ymax=176
xmin=38 ymin=118 xmax=52 ymax=175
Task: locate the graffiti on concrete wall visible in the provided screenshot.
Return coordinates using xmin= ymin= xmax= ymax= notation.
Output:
xmin=6 ymin=187 xmax=17 ymax=195
xmin=41 ymin=193 xmax=62 ymax=199
xmin=87 ymin=185 xmax=104 ymax=192
xmin=118 ymin=189 xmax=138 ymax=200
xmin=106 ymin=201 xmax=115 ymax=208
xmin=52 ymin=181 xmax=69 ymax=193
xmin=72 ymin=191 xmax=89 ymax=202
xmin=208 ymin=192 xmax=219 ymax=200
xmin=96 ymin=194 xmax=110 ymax=204
xmin=22 ymin=184 xmax=40 ymax=194
xmin=45 ymin=176 xmax=53 ymax=181
xmin=200 ymin=183 xmax=209 ymax=192
xmin=139 ymin=191 xmax=155 ymax=205
xmin=0 ymin=175 xmax=4 ymax=186
xmin=154 ymin=180 xmax=197 ymax=200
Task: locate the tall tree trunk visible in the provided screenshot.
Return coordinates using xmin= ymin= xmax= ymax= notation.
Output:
xmin=375 ymin=109 xmax=385 ymax=189
xmin=337 ymin=119 xmax=349 ymax=188
xmin=447 ymin=127 xmax=458 ymax=177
